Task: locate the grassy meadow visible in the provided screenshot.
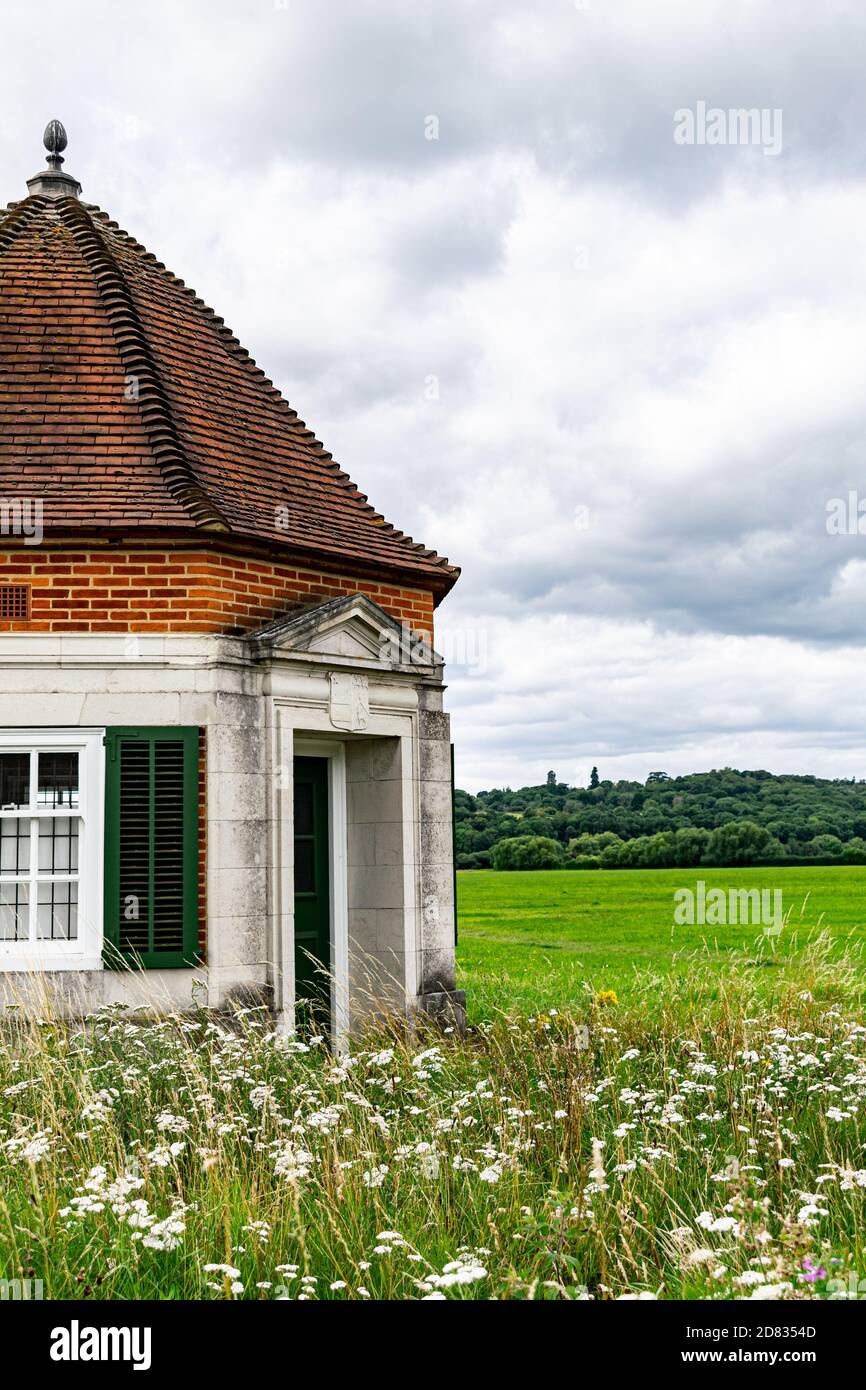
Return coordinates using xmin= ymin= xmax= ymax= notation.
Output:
xmin=1 ymin=865 xmax=866 ymax=1300
xmin=457 ymin=865 xmax=866 ymax=1017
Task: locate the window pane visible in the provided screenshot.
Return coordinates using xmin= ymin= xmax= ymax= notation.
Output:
xmin=37 ymin=752 xmax=79 ymax=809
xmin=0 ymin=882 xmax=29 ymax=941
xmin=36 ymin=882 xmax=78 ymax=941
xmin=294 ymin=781 xmax=314 ymax=836
xmin=294 ymin=838 xmax=315 ymax=893
xmin=0 ymin=818 xmax=30 ymax=874
xmin=0 ymin=753 xmax=29 ymax=810
xmin=37 ymin=817 xmax=79 ymax=874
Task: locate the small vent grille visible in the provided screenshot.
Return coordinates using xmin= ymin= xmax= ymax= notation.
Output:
xmin=0 ymin=585 xmax=29 ymax=620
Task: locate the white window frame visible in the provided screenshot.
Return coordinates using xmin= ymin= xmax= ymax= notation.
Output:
xmin=0 ymin=729 xmax=105 ymax=971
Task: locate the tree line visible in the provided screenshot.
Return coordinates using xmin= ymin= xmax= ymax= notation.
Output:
xmin=455 ymin=767 xmax=866 ymax=870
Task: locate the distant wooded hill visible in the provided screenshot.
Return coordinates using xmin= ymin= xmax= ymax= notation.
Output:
xmin=455 ymin=768 xmax=866 ymax=869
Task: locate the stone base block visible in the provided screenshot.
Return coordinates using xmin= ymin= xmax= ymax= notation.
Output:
xmin=416 ymin=987 xmax=467 ymax=1035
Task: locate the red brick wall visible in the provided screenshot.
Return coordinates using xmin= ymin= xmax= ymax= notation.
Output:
xmin=0 ymin=544 xmax=436 ymax=642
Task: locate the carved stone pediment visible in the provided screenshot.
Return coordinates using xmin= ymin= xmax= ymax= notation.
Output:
xmin=248 ymin=593 xmax=442 ymax=673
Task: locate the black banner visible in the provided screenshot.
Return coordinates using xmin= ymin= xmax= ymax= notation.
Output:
xmin=3 ymin=1297 xmax=860 ymax=1376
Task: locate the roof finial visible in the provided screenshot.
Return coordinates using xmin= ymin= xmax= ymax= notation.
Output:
xmin=43 ymin=119 xmax=68 ymax=171
xmin=26 ymin=118 xmax=81 ymax=200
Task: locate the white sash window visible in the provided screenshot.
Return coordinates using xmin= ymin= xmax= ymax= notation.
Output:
xmin=0 ymin=730 xmax=104 ymax=971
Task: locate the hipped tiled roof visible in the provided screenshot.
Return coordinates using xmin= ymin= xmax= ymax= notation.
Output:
xmin=0 ymin=192 xmax=458 ymax=598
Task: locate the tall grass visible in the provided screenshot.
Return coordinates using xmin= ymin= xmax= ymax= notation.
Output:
xmin=1 ymin=931 xmax=865 ymax=1299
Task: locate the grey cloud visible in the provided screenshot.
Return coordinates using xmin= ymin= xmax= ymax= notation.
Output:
xmin=4 ymin=0 xmax=866 ymax=785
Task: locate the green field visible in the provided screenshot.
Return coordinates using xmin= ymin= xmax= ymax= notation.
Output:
xmin=457 ymin=865 xmax=866 ymax=1017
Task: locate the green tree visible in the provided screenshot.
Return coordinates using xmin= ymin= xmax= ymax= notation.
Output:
xmin=673 ymin=826 xmax=710 ymax=866
xmin=491 ymin=836 xmax=564 ymax=870
xmin=804 ymin=834 xmax=843 ymax=857
xmin=590 ymin=766 xmax=600 ymax=789
xmin=703 ymin=820 xmax=777 ymax=866
xmin=567 ymin=831 xmax=622 ymax=858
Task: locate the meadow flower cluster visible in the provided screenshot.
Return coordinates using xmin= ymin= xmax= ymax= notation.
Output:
xmin=0 ymin=943 xmax=865 ymax=1299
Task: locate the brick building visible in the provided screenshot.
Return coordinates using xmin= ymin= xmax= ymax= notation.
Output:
xmin=0 ymin=123 xmax=462 ymax=1038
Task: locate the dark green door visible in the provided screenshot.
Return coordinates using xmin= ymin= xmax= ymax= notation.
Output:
xmin=293 ymin=757 xmax=331 ymax=1029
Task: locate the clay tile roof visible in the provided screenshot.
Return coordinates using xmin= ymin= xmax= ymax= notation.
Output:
xmin=0 ymin=185 xmax=459 ymax=599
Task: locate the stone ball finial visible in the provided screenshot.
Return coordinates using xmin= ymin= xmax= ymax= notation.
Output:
xmin=43 ymin=120 xmax=67 ymax=168
xmin=26 ymin=119 xmax=80 ymax=198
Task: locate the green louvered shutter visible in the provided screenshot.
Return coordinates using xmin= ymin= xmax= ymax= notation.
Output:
xmin=104 ymin=727 xmax=200 ymax=968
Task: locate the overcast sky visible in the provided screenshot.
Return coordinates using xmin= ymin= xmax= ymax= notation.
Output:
xmin=3 ymin=0 xmax=866 ymax=791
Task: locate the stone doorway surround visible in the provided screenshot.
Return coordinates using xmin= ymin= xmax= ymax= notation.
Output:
xmin=258 ymin=595 xmax=462 ymax=1046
